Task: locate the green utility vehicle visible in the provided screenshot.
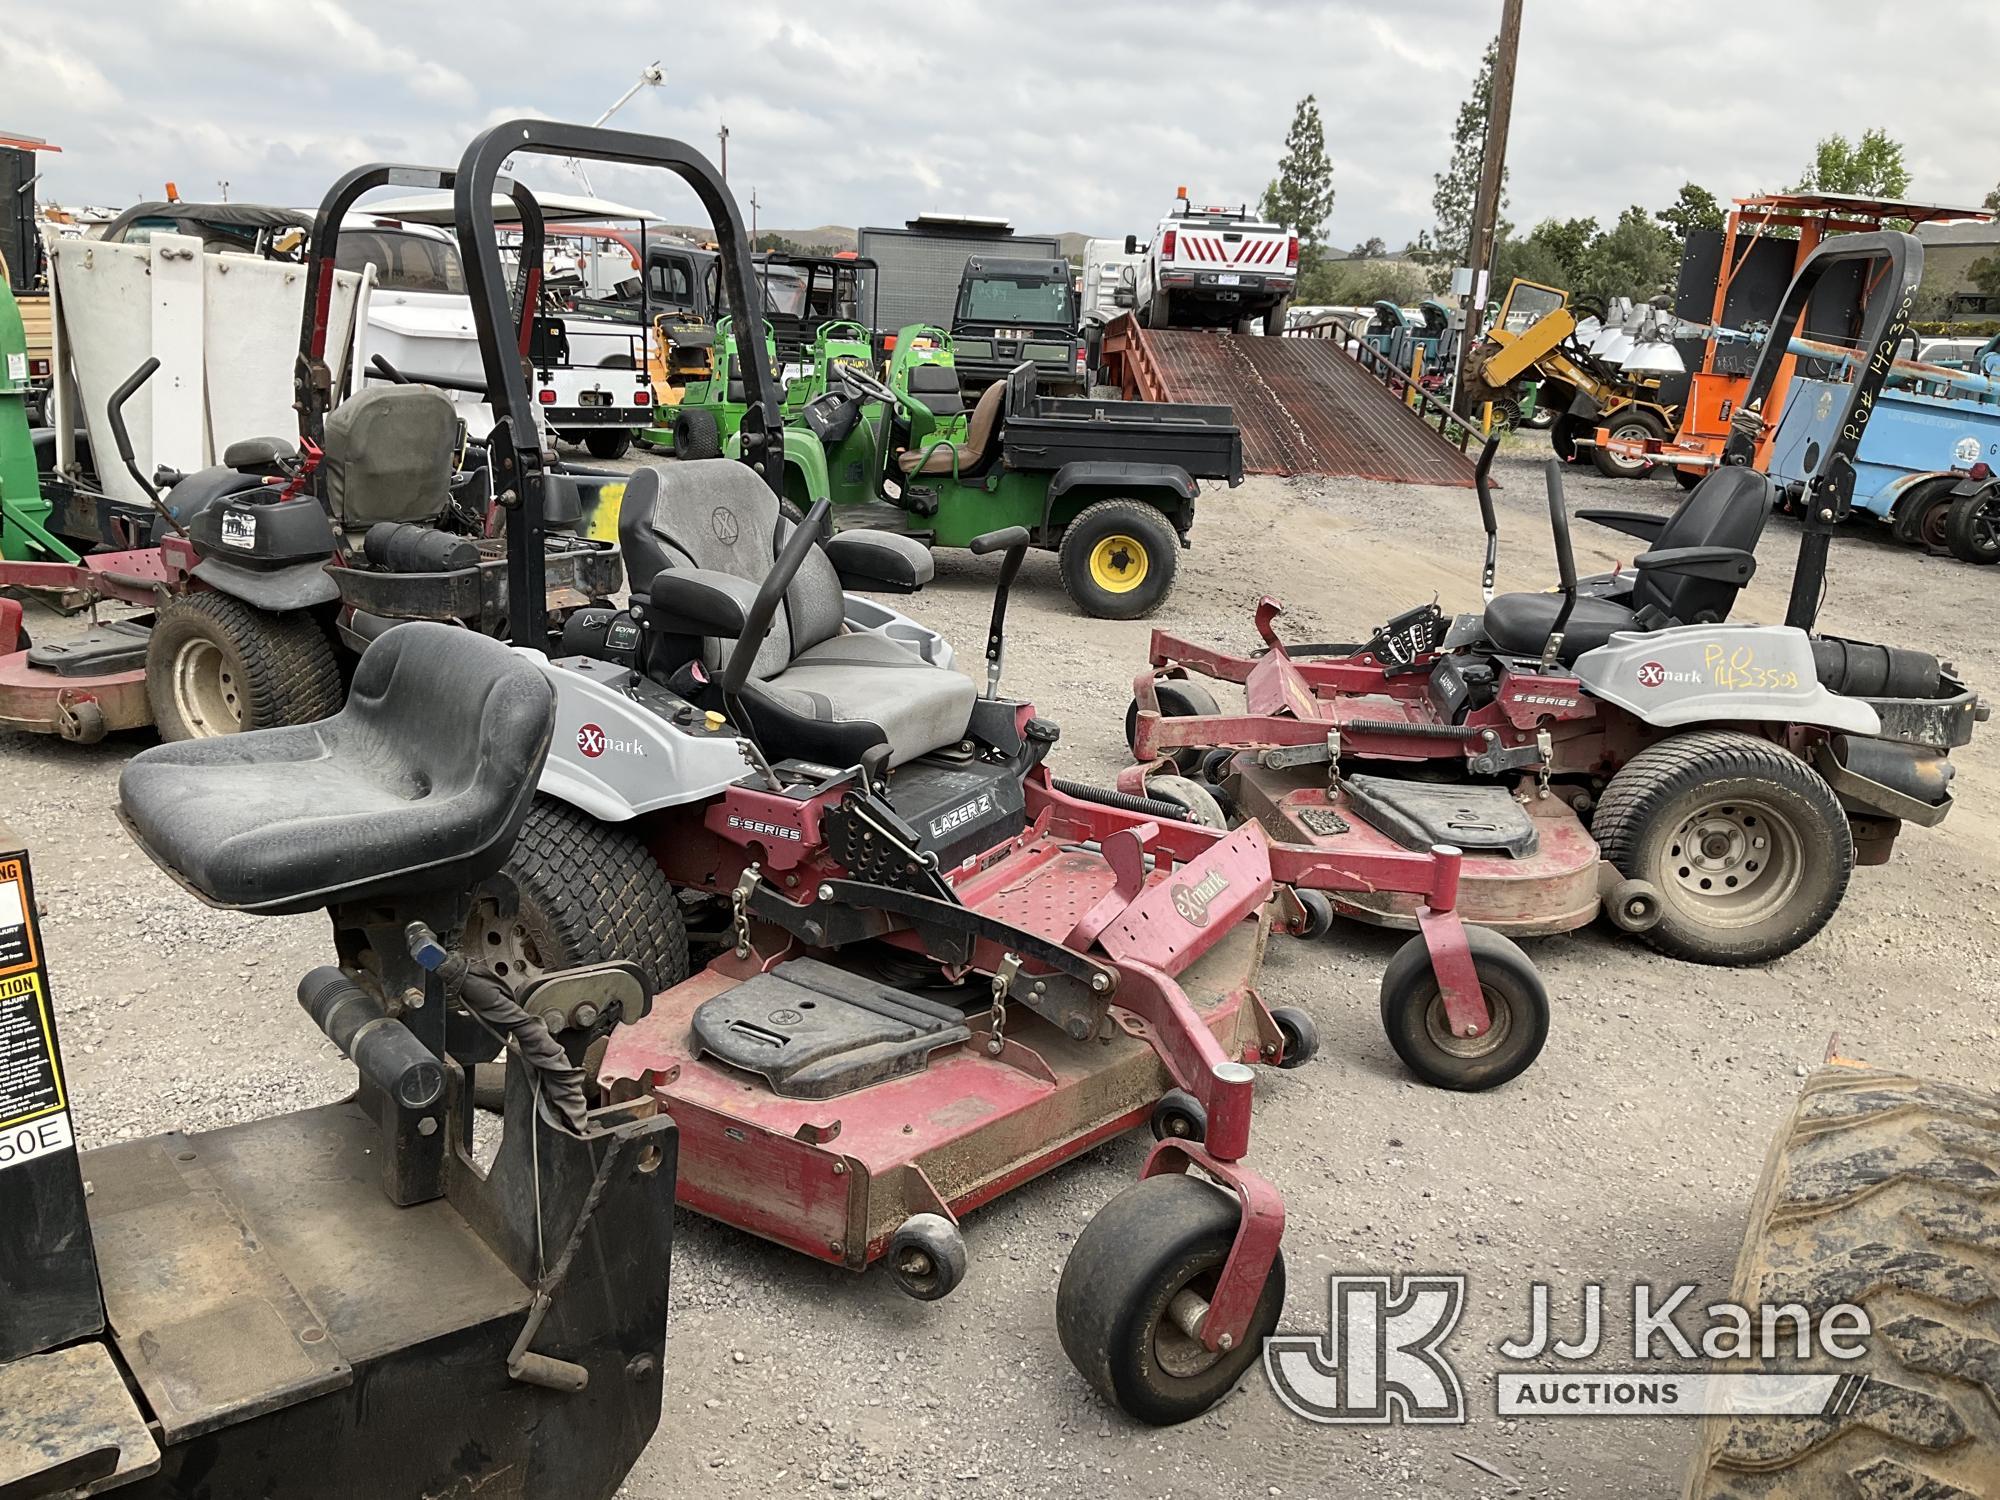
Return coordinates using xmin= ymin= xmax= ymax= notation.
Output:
xmin=772 ymin=358 xmax=1242 ymax=618
xmin=648 ymin=315 xmax=875 ymax=458
xmin=951 ymin=256 xmax=1085 ymax=397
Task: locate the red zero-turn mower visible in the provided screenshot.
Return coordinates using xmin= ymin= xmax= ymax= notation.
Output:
xmin=1125 ymin=233 xmax=1982 ymax=969
xmin=445 ymin=120 xmax=1555 ymax=1425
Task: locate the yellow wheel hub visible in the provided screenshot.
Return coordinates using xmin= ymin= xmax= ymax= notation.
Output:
xmin=1088 ymin=534 xmax=1150 ymax=593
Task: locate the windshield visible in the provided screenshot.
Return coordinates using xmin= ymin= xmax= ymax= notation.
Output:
xmin=760 ymin=266 xmax=810 ymax=318
xmin=958 ymin=276 xmax=1074 ymax=327
xmin=1498 ymin=282 xmax=1565 ymax=335
xmin=336 ymin=229 xmax=466 ymax=294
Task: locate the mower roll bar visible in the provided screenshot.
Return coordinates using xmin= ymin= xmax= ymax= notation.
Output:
xmin=1721 ymin=231 xmax=1919 ymax=632
xmin=295 ymin=162 xmax=546 ymax=457
xmin=454 ymin=120 xmax=781 ymax=645
xmin=1473 ymin=436 xmax=1499 ymax=603
xmin=1540 ymin=459 xmax=1580 ymax=667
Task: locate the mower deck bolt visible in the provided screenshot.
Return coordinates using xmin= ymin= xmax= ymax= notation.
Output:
xmin=573 ymin=1003 xmax=600 ymax=1029
xmin=1090 ymin=974 xmax=1110 ymax=993
xmin=818 ymin=883 xmax=834 ymax=900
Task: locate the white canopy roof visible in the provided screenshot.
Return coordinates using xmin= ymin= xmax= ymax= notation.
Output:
xmin=364 ymin=190 xmax=666 ymax=226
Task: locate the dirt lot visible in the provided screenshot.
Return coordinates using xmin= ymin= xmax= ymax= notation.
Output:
xmin=8 ymin=445 xmax=1997 ymax=1498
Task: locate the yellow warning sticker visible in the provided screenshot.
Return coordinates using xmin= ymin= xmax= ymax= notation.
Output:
xmin=0 ymin=969 xmax=67 ymax=1133
xmin=0 ymin=856 xmax=37 ymax=979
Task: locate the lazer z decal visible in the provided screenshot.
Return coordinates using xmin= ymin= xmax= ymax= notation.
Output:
xmin=928 ymin=792 xmax=995 ymax=840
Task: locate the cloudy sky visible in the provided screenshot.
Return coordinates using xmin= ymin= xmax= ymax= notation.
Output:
xmin=6 ymin=0 xmax=1996 ymax=245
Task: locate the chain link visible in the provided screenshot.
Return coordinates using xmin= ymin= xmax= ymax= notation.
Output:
xmin=985 ymin=953 xmax=1022 ymax=1056
xmin=732 ymin=864 xmax=762 ymax=959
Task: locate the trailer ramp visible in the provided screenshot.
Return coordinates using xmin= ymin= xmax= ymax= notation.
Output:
xmin=1103 ymin=320 xmax=1479 ymax=487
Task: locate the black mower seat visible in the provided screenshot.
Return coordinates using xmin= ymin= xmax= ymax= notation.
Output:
xmin=1482 ymin=466 xmax=1772 ymax=663
xmin=1481 ymin=592 xmax=1642 ymax=661
xmin=118 ymin=624 xmax=554 ymax=915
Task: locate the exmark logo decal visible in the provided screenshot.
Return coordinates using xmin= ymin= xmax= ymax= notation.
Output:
xmin=1635 ymin=661 xmax=1701 ymax=689
xmin=1170 ymin=868 xmax=1231 ymax=927
xmin=576 ymin=723 xmax=646 ymax=759
xmin=928 ymin=792 xmax=994 ymax=840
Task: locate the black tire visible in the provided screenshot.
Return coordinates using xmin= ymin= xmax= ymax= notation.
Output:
xmin=145 ymin=591 xmax=341 ymax=740
xmin=1590 ymin=406 xmax=1668 ymax=480
xmin=885 ymin=1214 xmax=967 ymax=1301
xmin=1550 ymin=413 xmax=1589 ymax=464
xmin=1892 ymin=478 xmax=1955 ymax=550
xmin=1263 ymin=298 xmax=1289 ymax=337
xmin=1682 ymin=1068 xmax=2000 ymax=1499
xmin=1149 ymin=1088 xmax=1207 ymax=1142
xmin=1289 ymin=888 xmax=1334 ymax=941
xmin=1270 ymin=1006 xmax=1319 ymax=1069
xmin=473 ymin=797 xmax=689 ymax=999
xmin=673 ymin=406 xmax=722 ymax=460
xmin=583 ymin=428 xmax=633 ymax=461
xmin=1379 ymin=925 xmax=1549 ymax=1090
xmin=1057 ymin=498 xmax=1179 ymax=619
xmin=1143 ymin=774 xmax=1227 ymax=829
xmin=1057 ymin=1175 xmax=1285 ymax=1426
xmin=1945 ymin=484 xmax=2000 ymax=564
xmin=1672 ymin=466 xmax=1704 ymax=492
xmin=1522 ymin=402 xmax=1556 ymax=431
xmin=1141 ymin=290 xmax=1172 ymax=330
xmin=1591 ymin=730 xmax=1852 ymax=966
xmin=1124 ymin=679 xmax=1219 ymax=772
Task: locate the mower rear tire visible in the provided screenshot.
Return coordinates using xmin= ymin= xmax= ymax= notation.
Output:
xmin=1058 ymin=1174 xmax=1286 ymax=1426
xmin=1591 ymin=730 xmax=1851 ymax=965
xmin=146 ymin=592 xmax=341 ymax=740
xmin=583 ymin=428 xmax=633 ymax=461
xmin=1591 ymin=406 xmax=1667 ymax=479
xmin=673 ymin=407 xmax=722 ymax=460
xmin=1379 ymin=925 xmax=1549 ymax=1090
xmin=1124 ymin=679 xmax=1220 ymax=772
xmin=473 ymin=797 xmax=689 ymax=999
xmin=1945 ymin=484 xmax=2000 ymax=564
xmin=1143 ymin=774 xmax=1227 ymax=829
xmin=1058 ymin=499 xmax=1179 ymax=619
xmin=1682 ymin=1067 xmax=2000 ymax=1499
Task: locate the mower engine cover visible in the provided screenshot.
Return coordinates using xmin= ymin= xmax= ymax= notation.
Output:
xmin=1572 ymin=623 xmax=1881 ymax=735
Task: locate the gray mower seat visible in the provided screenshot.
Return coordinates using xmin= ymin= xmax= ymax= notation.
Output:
xmin=322 ymin=384 xmax=457 ymax=529
xmin=118 ymin=624 xmax=554 ymax=915
xmin=1483 ymin=465 xmax=1772 ymax=663
xmin=620 ymin=461 xmax=973 ymax=767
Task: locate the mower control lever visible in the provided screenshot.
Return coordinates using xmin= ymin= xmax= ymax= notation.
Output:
xmin=1473 ymin=437 xmax=1500 ymax=602
xmin=971 ymin=526 xmax=1031 ymax=699
xmin=1541 ymin=459 xmax=1580 ymax=669
xmin=104 ymin=356 xmax=189 ymax=537
xmin=722 ymin=496 xmax=835 ymax=699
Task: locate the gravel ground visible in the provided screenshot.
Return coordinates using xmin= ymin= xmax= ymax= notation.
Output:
xmin=8 ymin=442 xmax=1997 ymax=1498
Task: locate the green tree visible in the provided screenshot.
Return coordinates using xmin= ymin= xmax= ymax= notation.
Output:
xmin=1350 ymin=235 xmax=1387 ymax=259
xmin=1259 ymin=94 xmax=1337 ymax=275
xmin=1793 ymin=129 xmax=1912 ymax=198
xmin=1430 ymin=36 xmax=1504 ymax=269
xmin=1657 ymin=183 xmax=1725 ymax=240
xmin=1491 ymin=217 xmax=1598 ymax=296
xmin=1580 ymin=206 xmax=1681 ymax=305
xmin=1983 ymin=180 xmax=2000 ymax=213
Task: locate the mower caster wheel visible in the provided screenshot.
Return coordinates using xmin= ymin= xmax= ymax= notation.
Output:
xmin=1380 ymin=926 xmax=1549 ymax=1091
xmin=1604 ymin=877 xmax=1663 ymax=933
xmin=1270 ymin=1006 xmax=1319 ymax=1069
xmin=1144 ymin=775 xmax=1227 ymax=830
xmin=886 ymin=1213 xmax=966 ymax=1301
xmin=1124 ymin=679 xmax=1220 ymax=772
xmin=1058 ymin=1174 xmax=1286 ymax=1425
xmin=1199 ymin=747 xmax=1236 ymax=783
xmin=1150 ymin=1088 xmax=1208 ymax=1142
xmin=59 ymin=699 xmax=107 ymax=744
xmin=1288 ymin=888 xmax=1334 ymax=940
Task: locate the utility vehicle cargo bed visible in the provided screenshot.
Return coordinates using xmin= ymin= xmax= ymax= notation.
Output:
xmin=999 ymin=376 xmax=1242 ymax=483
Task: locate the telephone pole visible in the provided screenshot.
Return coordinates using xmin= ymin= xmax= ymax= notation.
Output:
xmin=749 ymin=186 xmax=760 ymax=245
xmin=718 ymin=122 xmax=730 ymax=182
xmin=1453 ymin=0 xmax=1523 ymax=409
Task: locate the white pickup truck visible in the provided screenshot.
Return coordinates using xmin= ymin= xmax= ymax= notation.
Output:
xmin=1125 ymin=193 xmax=1296 ymax=334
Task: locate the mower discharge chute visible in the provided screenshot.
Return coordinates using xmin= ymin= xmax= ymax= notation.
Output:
xmin=1128 ymin=232 xmax=1982 ymax=969
xmin=453 ymin=118 xmax=1554 ymax=1425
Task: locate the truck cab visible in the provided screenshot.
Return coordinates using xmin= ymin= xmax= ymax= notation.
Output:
xmin=950 ymin=256 xmax=1084 ymax=397
xmin=1127 ymin=192 xmax=1296 ymax=334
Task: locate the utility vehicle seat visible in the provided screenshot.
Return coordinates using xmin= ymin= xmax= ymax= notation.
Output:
xmin=619 ymin=461 xmax=972 ymax=767
xmin=906 ymin=363 xmax=965 ymax=417
xmin=322 ymin=384 xmax=457 ymax=529
xmin=118 ymin=624 xmax=554 ymax=915
xmin=897 ymin=380 xmax=1004 ymax=476
xmin=1482 ymin=466 xmax=1772 ymax=662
